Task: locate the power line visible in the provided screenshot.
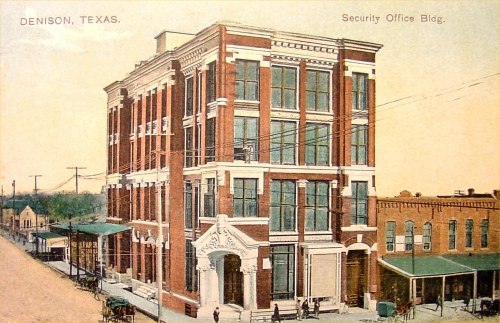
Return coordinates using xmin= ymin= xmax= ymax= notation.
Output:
xmin=67 ymin=167 xmax=87 ymax=195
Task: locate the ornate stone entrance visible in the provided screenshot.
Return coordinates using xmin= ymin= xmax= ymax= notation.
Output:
xmin=193 ymin=215 xmax=260 ymax=313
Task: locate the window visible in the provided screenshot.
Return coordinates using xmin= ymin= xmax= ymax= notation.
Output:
xmin=465 ymin=219 xmax=473 ymax=248
xmin=185 ymin=127 xmax=193 ymax=168
xmin=386 ymin=221 xmax=396 ymax=252
xmin=270 ymin=121 xmax=296 ymax=165
xmin=184 ymin=182 xmax=192 ymax=229
xmin=205 ymin=118 xmax=216 ymax=162
xmin=481 ymin=219 xmax=489 ymax=248
xmin=270 ymin=245 xmax=295 ymax=300
xmin=305 ymin=181 xmax=329 ymax=231
xmin=204 ymin=178 xmax=216 ymax=217
xmin=405 ymin=221 xmax=414 ymax=251
xmin=351 ymin=181 xmax=368 ymax=225
xmin=235 ymin=60 xmax=259 ymax=101
xmin=448 ymin=220 xmax=457 ymax=250
xmin=206 ymin=61 xmax=216 ymax=103
xmin=305 ymin=123 xmax=329 ymax=165
xmin=306 ymin=70 xmax=329 ymax=112
xmin=423 ymin=222 xmax=432 ymax=251
xmin=185 ymin=77 xmax=193 ymax=117
xmin=197 ymin=72 xmax=202 ymax=113
xmin=185 ymin=239 xmax=197 ymax=291
xmin=270 ymin=180 xmax=296 ymax=232
xmin=271 ymin=66 xmax=297 ymax=109
xmin=194 ymin=182 xmax=200 ymax=229
xmin=351 ymin=125 xmax=367 ymax=165
xmin=234 ymin=117 xmax=258 ymax=161
xmin=352 ymin=73 xmax=368 ymax=110
xmin=196 ymin=124 xmax=201 ymax=166
xmin=233 ymin=178 xmax=258 ymax=217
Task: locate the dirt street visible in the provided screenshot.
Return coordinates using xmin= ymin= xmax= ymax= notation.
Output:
xmin=0 ymin=235 xmax=154 ymax=323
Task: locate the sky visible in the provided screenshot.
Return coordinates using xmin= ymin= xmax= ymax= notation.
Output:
xmin=1 ymin=0 xmax=499 ymax=197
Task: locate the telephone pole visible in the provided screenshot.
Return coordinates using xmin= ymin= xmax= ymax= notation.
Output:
xmin=30 ymin=175 xmax=42 ymax=255
xmin=67 ymin=167 xmax=86 ymax=194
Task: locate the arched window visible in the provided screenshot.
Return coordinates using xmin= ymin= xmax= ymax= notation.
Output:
xmin=423 ymin=222 xmax=432 ymax=251
xmin=386 ymin=221 xmax=396 ymax=252
xmin=448 ymin=220 xmax=457 ymax=250
xmin=405 ymin=221 xmax=414 ymax=251
xmin=465 ymin=219 xmax=473 ymax=248
xmin=481 ymin=220 xmax=489 ymax=248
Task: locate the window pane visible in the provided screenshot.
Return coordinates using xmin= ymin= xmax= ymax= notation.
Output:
xmin=306 ymin=92 xmax=316 ymax=110
xmin=317 ymin=93 xmax=328 ymax=111
xmin=283 ymin=206 xmax=295 ymax=231
xmin=270 ymin=207 xmax=280 ymax=231
xmin=285 ymin=68 xmax=296 ymax=88
xmin=272 ymin=88 xmax=282 ymax=108
xmin=318 ymin=72 xmax=329 ymax=92
xmin=234 ymin=179 xmax=243 ymax=198
xmin=233 ymin=199 xmax=243 ymax=217
xmin=305 ymin=208 xmax=314 ymax=231
xmin=272 ymin=67 xmax=282 ymax=87
xmin=316 ymin=208 xmax=328 ymax=230
xmin=306 ymin=71 xmax=316 ymax=91
xmin=246 ymin=82 xmax=258 ymax=100
xmin=247 ymin=62 xmax=258 ymax=81
xmin=352 ymin=92 xmax=358 ymax=110
xmin=236 ymin=61 xmax=245 ymax=80
xmin=236 ymin=81 xmax=244 ymax=99
xmin=284 ymin=89 xmax=296 ymax=108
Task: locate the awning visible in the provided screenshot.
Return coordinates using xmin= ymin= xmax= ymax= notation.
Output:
xmin=379 ymin=255 xmax=475 ymax=278
xmin=52 ymin=222 xmax=130 ymax=236
xmin=32 ymin=231 xmax=66 ymax=240
xmin=443 ymin=253 xmax=500 ymax=272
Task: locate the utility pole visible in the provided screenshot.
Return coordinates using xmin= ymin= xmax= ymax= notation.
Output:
xmin=30 ymin=175 xmax=42 ymax=255
xmin=67 ymin=167 xmax=86 ymax=194
xmin=1 ymin=185 xmax=4 ymax=236
xmin=155 ymin=150 xmax=165 ymax=323
xmin=12 ymin=180 xmax=16 ymax=236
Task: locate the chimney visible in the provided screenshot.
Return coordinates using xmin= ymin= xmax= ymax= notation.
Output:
xmin=468 ymin=188 xmax=475 ymax=196
xmin=155 ymin=30 xmax=167 ymax=54
xmin=154 ymin=30 xmax=195 ymax=54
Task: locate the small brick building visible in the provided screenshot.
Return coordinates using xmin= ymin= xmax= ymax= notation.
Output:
xmin=377 ymin=189 xmax=500 ymax=306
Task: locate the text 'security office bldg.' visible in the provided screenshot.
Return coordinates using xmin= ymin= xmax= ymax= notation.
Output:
xmin=104 ymin=22 xmax=382 ymax=318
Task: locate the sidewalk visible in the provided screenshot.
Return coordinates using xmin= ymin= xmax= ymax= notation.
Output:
xmin=46 ymin=260 xmax=196 ymax=323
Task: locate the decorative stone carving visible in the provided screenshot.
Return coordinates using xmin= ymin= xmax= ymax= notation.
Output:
xmin=199 ymin=215 xmax=247 ymax=256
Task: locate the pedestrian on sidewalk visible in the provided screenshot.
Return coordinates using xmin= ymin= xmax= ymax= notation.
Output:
xmin=314 ymin=298 xmax=320 ymax=318
xmin=301 ymin=299 xmax=309 ymax=319
xmin=296 ymin=299 xmax=302 ymax=321
xmin=213 ymin=306 xmax=220 ymax=323
xmin=435 ymin=293 xmax=442 ymax=311
xmin=272 ymin=303 xmax=281 ymax=323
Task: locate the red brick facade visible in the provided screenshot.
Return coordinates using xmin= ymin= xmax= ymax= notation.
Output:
xmin=105 ymin=22 xmax=382 ymax=317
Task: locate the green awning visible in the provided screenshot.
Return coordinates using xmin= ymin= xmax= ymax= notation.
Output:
xmin=379 ymin=256 xmax=475 ymax=278
xmin=52 ymin=222 xmax=130 ymax=236
xmin=32 ymin=231 xmax=66 ymax=240
xmin=442 ymin=253 xmax=500 ymax=272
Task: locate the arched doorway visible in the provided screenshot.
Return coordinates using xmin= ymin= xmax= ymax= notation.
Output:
xmin=346 ymin=250 xmax=368 ymax=307
xmin=224 ymin=254 xmax=243 ymax=306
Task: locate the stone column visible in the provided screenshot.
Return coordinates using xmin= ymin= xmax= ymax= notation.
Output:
xmin=241 ymin=260 xmax=258 ymax=310
xmin=197 ymin=257 xmax=212 ymax=307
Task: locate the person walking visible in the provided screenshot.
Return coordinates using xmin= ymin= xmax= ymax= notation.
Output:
xmin=213 ymin=307 xmax=220 ymax=323
xmin=272 ymin=303 xmax=281 ymax=323
xmin=314 ymin=299 xmax=320 ymax=318
xmin=296 ymin=299 xmax=302 ymax=321
xmin=435 ymin=293 xmax=442 ymax=311
xmin=301 ymin=299 xmax=309 ymax=319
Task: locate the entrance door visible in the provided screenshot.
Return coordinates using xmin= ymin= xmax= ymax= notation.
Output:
xmin=346 ymin=250 xmax=367 ymax=307
xmin=224 ymin=254 xmax=243 ymax=306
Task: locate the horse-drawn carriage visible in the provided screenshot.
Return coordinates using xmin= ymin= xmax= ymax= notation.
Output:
xmin=102 ymin=296 xmax=136 ymax=322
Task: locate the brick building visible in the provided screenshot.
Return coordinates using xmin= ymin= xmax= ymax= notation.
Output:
xmin=377 ymin=190 xmax=500 ymax=306
xmin=104 ymin=22 xmax=382 ymax=318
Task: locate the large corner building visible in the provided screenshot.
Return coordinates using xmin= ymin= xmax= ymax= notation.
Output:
xmin=104 ymin=22 xmax=382 ymax=318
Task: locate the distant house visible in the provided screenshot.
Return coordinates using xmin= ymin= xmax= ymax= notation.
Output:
xmin=2 ymin=199 xmax=48 ymax=238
